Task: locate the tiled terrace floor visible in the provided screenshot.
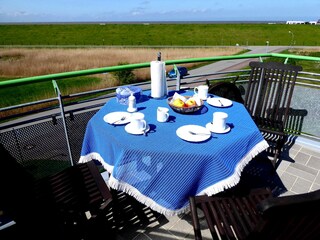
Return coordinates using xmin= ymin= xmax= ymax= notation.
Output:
xmin=112 ymin=137 xmax=320 ymax=240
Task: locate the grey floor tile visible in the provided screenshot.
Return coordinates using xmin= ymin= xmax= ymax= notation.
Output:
xmin=145 ymin=230 xmax=177 ymax=240
xmin=168 ymin=227 xmax=194 ymax=239
xmin=277 ymin=159 xmax=291 ymax=172
xmin=286 ymin=164 xmax=317 ymax=182
xmin=280 ymin=190 xmax=296 ymax=196
xmin=307 ymin=156 xmax=320 ymax=170
xmin=291 ymin=178 xmax=313 ymax=194
xmin=167 ymin=214 xmax=194 ymax=239
xmin=183 ymin=233 xmax=197 ymax=240
xmin=133 ymin=233 xmax=152 ymax=240
xmin=314 ymin=173 xmax=320 ymax=185
xmin=300 ymin=147 xmax=320 ymax=157
xmin=288 ymin=148 xmax=298 ymax=159
xmin=293 ymin=152 xmax=310 ymax=165
xmin=140 ymin=213 xmax=194 ymax=240
xmin=158 ymin=215 xmax=185 ymax=231
xmin=310 ymin=183 xmax=320 ymax=191
xmin=280 ymin=172 xmax=297 ymax=190
xmin=289 ymin=143 xmax=302 ymax=151
xmin=276 ymin=169 xmax=284 ymax=177
xmin=169 ymin=221 xmax=193 ymax=239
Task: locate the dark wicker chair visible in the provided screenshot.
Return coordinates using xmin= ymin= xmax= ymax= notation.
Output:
xmin=206 ymin=78 xmax=244 ymax=104
xmin=0 ymin=144 xmax=113 ymax=240
xmin=244 ymin=61 xmax=303 ymax=166
xmin=189 ymin=188 xmax=320 ymax=240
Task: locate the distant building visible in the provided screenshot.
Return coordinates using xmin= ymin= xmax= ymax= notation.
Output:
xmin=286 ymin=20 xmax=319 ymax=25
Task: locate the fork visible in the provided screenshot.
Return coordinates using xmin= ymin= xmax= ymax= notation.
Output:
xmin=111 ymin=116 xmax=126 ymax=124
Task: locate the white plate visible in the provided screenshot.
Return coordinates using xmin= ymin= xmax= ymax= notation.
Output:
xmin=125 ymin=123 xmax=150 ymax=135
xmin=205 ymin=122 xmax=231 ymax=134
xmin=176 ymin=125 xmax=211 ymax=142
xmin=103 ymin=111 xmax=132 ymax=125
xmin=207 ymin=97 xmax=233 ymax=108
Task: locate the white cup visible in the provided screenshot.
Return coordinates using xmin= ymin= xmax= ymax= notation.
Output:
xmin=194 ymin=85 xmax=209 ymax=100
xmin=157 ymin=107 xmax=169 ymax=122
xmin=130 ymin=112 xmax=147 ymax=131
xmin=212 ymin=112 xmax=228 ymax=131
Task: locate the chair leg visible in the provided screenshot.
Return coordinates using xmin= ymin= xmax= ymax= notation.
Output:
xmin=273 ymin=135 xmax=286 ymax=168
xmin=265 ymin=139 xmax=284 ymax=169
xmin=189 ymin=196 xmax=203 ymax=240
xmin=271 ymin=151 xmax=279 ymax=168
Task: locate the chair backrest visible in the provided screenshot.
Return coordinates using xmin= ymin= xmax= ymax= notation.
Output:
xmin=254 ymin=189 xmax=320 ymax=240
xmin=245 ymin=61 xmax=302 ymax=125
xmin=37 ymin=160 xmax=112 ymax=214
xmin=0 ymin=143 xmax=112 ymax=238
xmin=206 ymin=80 xmax=244 ymax=103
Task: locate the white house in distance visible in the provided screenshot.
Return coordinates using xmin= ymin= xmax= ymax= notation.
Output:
xmin=286 ymin=20 xmax=319 ymax=25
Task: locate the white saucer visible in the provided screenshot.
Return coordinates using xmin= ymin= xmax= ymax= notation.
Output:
xmin=125 ymin=123 xmax=150 ymax=135
xmin=176 ymin=125 xmax=211 ymax=142
xmin=207 ymin=97 xmax=233 ymax=108
xmin=103 ymin=111 xmax=132 ymax=125
xmin=205 ymin=122 xmax=231 ymax=134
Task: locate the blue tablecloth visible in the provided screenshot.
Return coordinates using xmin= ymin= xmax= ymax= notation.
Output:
xmin=80 ymin=90 xmax=268 ymax=216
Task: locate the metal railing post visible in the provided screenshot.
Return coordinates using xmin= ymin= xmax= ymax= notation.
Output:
xmin=284 ymin=58 xmax=289 ymax=64
xmin=174 ymin=64 xmax=181 ymax=91
xmin=52 ymin=80 xmax=74 ymax=166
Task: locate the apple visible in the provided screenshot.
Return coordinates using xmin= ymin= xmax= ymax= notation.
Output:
xmin=172 ymin=98 xmax=185 ymax=108
xmin=185 ymin=98 xmax=197 ymax=107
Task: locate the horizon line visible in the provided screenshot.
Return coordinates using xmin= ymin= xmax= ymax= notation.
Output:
xmin=0 ymin=20 xmax=289 ymax=25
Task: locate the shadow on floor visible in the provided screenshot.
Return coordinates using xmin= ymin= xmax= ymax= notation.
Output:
xmin=104 ymin=156 xmax=288 ymax=239
xmin=103 ymin=155 xmax=288 ymax=239
xmin=237 ymin=155 xmax=287 ymax=197
xmin=107 ymin=190 xmax=167 ymax=239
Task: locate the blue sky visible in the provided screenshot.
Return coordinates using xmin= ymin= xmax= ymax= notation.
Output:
xmin=0 ymin=0 xmax=319 ymax=23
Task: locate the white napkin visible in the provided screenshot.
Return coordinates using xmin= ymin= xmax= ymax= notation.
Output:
xmin=192 ymin=95 xmax=202 ymax=106
xmin=171 ymin=92 xmax=187 ymax=103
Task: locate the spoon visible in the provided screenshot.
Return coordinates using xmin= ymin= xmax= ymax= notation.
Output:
xmin=218 ymin=100 xmax=224 ymax=107
xmin=188 ymin=130 xmax=210 ymax=136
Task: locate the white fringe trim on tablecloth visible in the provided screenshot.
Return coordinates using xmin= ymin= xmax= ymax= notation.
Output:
xmin=108 ymin=175 xmax=188 ymax=216
xmin=79 ymin=152 xmax=114 ymax=173
xmin=79 ymin=139 xmax=268 ymax=216
xmin=79 ymin=153 xmax=187 ymax=215
xmin=199 ymin=139 xmax=269 ymax=196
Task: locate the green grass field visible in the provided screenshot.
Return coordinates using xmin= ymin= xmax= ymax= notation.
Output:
xmin=1 ymin=23 xmax=320 ymax=46
xmin=1 ymin=23 xmax=319 ymax=112
xmin=0 ymin=76 xmax=103 ymax=108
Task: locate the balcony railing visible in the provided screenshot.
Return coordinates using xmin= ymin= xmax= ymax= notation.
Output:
xmin=0 ymin=52 xmax=319 ymax=179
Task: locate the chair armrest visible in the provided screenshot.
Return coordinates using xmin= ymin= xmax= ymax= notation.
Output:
xmin=257 ymin=189 xmax=320 ymax=216
xmin=85 ymin=161 xmax=113 ymax=202
xmin=259 ymin=127 xmax=286 ymax=136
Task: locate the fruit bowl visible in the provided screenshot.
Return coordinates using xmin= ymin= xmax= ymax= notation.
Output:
xmin=167 ymin=96 xmax=204 ymax=114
